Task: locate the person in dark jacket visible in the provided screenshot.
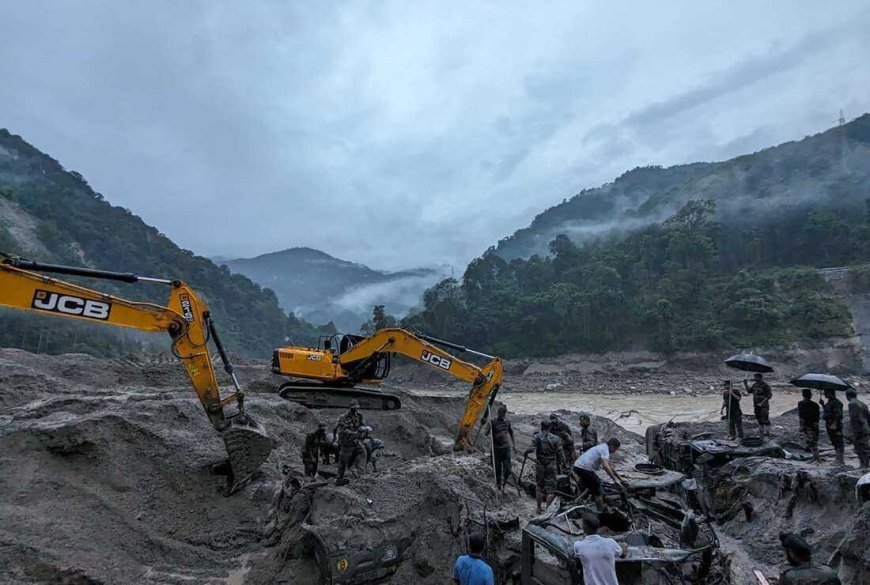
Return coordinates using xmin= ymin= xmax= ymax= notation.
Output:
xmin=720 ymin=380 xmax=744 ymax=440
xmin=797 ymin=388 xmax=821 ymax=461
xmin=846 ymin=389 xmax=870 ymax=469
xmin=301 ymin=423 xmax=328 ymax=477
xmin=485 ymin=405 xmax=516 ymax=491
xmin=745 ymin=373 xmax=773 ymax=438
xmin=778 ymin=532 xmax=841 ymax=585
xmin=524 ymin=420 xmax=565 ymax=514
xmin=820 ymin=388 xmax=845 ymax=465
xmin=335 ymin=400 xmax=368 ymax=485
xmin=577 ymin=413 xmax=599 ymax=453
xmin=549 ymin=413 xmax=575 ymax=463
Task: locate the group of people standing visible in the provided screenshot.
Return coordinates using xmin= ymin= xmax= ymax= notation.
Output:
xmin=721 ymin=373 xmax=870 ymax=468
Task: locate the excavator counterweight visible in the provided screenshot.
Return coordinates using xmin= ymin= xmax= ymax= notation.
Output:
xmin=0 ymin=254 xmax=272 ymax=493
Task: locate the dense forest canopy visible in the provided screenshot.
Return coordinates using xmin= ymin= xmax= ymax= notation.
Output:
xmin=406 ymin=198 xmax=867 ymax=357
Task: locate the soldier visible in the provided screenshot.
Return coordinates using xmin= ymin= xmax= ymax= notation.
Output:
xmin=524 ymin=420 xmax=565 ymax=514
xmin=797 ymin=388 xmax=820 ymax=462
xmin=720 ymin=380 xmax=744 ymax=440
xmin=335 ymin=400 xmax=368 ymax=486
xmin=744 ymin=373 xmax=773 ymax=438
xmin=360 ymin=426 xmax=386 ymax=472
xmin=301 ymin=422 xmax=328 ymax=478
xmin=846 ymin=389 xmax=870 ymax=469
xmin=549 ymin=413 xmax=575 ymax=463
xmin=820 ymin=388 xmax=845 ymax=465
xmin=485 ymin=405 xmax=516 ymax=491
xmin=778 ymin=532 xmax=841 ymax=585
xmin=577 ymin=413 xmax=599 ymax=453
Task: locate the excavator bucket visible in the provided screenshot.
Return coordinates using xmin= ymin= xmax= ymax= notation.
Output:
xmin=220 ymin=415 xmax=272 ymax=493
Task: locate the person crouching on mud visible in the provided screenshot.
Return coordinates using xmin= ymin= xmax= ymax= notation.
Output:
xmin=572 ymin=438 xmax=624 ymax=511
xmin=301 ymin=422 xmax=328 ymax=478
xmin=524 ymin=420 xmax=565 ymax=514
xmin=485 ymin=405 xmax=516 ymax=491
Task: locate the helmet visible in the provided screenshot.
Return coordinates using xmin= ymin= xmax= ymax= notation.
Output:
xmin=349 ymin=400 xmax=361 ymax=409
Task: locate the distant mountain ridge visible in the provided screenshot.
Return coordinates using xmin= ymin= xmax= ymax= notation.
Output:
xmin=0 ymin=129 xmax=317 ymax=357
xmin=496 ymin=115 xmax=870 ymax=259
xmin=222 ymin=247 xmax=447 ymax=332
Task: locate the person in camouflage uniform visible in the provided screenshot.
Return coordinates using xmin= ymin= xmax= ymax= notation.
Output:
xmin=301 ymin=422 xmax=328 ymax=477
xmin=778 ymin=532 xmax=841 ymax=585
xmin=335 ymin=400 xmax=368 ymax=485
xmin=846 ymin=389 xmax=870 ymax=469
xmin=745 ymin=373 xmax=773 ymax=438
xmin=577 ymin=413 xmax=599 ymax=453
xmin=485 ymin=405 xmax=516 ymax=491
xmin=720 ymin=380 xmax=744 ymax=440
xmin=524 ymin=420 xmax=565 ymax=514
xmin=549 ymin=413 xmax=575 ymax=463
xmin=797 ymin=388 xmax=821 ymax=462
xmin=821 ymin=388 xmax=845 ymax=465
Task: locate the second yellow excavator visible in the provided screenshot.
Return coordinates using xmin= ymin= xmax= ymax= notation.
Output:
xmin=271 ymin=328 xmax=503 ymax=450
xmin=0 ymin=253 xmax=272 ymax=493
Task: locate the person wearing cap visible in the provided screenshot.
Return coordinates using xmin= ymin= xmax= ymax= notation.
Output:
xmin=778 ymin=532 xmax=841 ymax=585
xmin=301 ymin=422 xmax=329 ymax=477
xmin=523 ymin=420 xmax=565 ymax=514
xmin=577 ymin=413 xmax=599 ymax=453
xmin=549 ymin=412 xmax=575 ymax=463
xmin=744 ymin=373 xmax=773 ymax=438
xmin=820 ymin=388 xmax=845 ymax=465
xmin=846 ymin=389 xmax=870 ymax=469
xmin=797 ymin=388 xmax=821 ymax=462
xmin=485 ymin=405 xmax=516 ymax=491
xmin=335 ymin=400 xmax=368 ymax=485
xmin=720 ymin=380 xmax=744 ymax=440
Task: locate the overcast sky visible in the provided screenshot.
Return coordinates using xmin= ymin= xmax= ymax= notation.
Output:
xmin=2 ymin=2 xmax=869 ymax=271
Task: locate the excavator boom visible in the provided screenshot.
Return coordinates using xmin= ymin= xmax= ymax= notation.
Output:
xmin=0 ymin=255 xmax=271 ymax=492
xmin=273 ymin=327 xmax=503 ymax=449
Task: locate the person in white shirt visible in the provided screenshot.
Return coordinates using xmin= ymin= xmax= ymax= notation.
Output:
xmin=572 ymin=438 xmax=624 ymax=510
xmin=573 ymin=513 xmax=626 ymax=585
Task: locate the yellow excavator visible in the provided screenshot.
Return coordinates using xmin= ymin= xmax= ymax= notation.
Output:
xmin=271 ymin=328 xmax=503 ymax=449
xmin=0 ymin=253 xmax=272 ymax=493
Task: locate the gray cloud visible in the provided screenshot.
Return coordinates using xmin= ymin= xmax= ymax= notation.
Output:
xmin=1 ymin=1 xmax=869 ymax=272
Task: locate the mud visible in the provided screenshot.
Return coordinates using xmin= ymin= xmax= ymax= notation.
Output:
xmin=1 ymin=348 xmax=868 ymax=584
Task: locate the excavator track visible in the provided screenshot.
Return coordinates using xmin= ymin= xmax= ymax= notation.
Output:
xmin=278 ymin=382 xmax=401 ymax=410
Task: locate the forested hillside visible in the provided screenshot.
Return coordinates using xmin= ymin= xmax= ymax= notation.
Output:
xmin=0 ymin=129 xmax=319 ymax=356
xmin=407 ymin=116 xmax=870 ymax=357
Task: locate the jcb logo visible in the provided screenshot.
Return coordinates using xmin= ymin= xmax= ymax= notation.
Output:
xmin=307 ymin=354 xmax=323 ymax=361
xmin=179 ymin=293 xmax=194 ymax=323
xmin=31 ymin=290 xmax=111 ymax=321
xmin=421 ymin=350 xmax=451 ymax=370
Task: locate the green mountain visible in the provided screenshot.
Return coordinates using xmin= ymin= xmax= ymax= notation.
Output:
xmin=408 ymin=116 xmax=870 ymax=357
xmin=0 ymin=129 xmax=317 ymax=357
xmin=496 ymin=115 xmax=870 ymax=260
xmin=223 ymin=248 xmax=445 ymax=333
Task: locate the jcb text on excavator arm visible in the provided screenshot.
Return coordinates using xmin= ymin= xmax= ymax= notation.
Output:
xmin=0 ymin=254 xmax=271 ymax=493
xmin=273 ymin=328 xmax=503 ymax=449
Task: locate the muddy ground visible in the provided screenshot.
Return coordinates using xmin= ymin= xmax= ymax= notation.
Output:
xmin=0 ymin=347 xmax=868 ymax=584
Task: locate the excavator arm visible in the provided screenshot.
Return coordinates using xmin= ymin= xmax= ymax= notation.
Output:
xmin=0 ymin=255 xmax=271 ymax=492
xmin=338 ymin=328 xmax=504 ymax=450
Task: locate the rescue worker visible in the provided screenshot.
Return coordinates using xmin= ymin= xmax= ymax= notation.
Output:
xmin=797 ymin=388 xmax=821 ymax=462
xmin=778 ymin=532 xmax=841 ymax=585
xmin=485 ymin=405 xmax=516 ymax=491
xmin=744 ymin=373 xmax=773 ymax=438
xmin=720 ymin=380 xmax=744 ymax=440
xmin=335 ymin=400 xmax=368 ymax=486
xmin=524 ymin=420 xmax=565 ymax=514
xmin=572 ymin=438 xmax=624 ymax=511
xmin=577 ymin=413 xmax=599 ymax=453
xmin=360 ymin=426 xmax=386 ymax=472
xmin=549 ymin=412 xmax=575 ymax=463
xmin=846 ymin=389 xmax=870 ymax=469
xmin=301 ymin=422 xmax=328 ymax=478
xmin=820 ymin=388 xmax=845 ymax=465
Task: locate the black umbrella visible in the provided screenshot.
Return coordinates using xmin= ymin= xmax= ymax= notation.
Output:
xmin=790 ymin=373 xmax=851 ymax=392
xmin=724 ymin=353 xmax=774 ymax=373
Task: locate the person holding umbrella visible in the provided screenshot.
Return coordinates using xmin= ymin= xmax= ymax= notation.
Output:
xmin=720 ymin=380 xmax=744 ymax=440
xmin=820 ymin=388 xmax=845 ymax=465
xmin=745 ymin=373 xmax=773 ymax=438
xmin=846 ymin=389 xmax=870 ymax=469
